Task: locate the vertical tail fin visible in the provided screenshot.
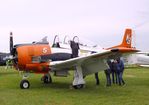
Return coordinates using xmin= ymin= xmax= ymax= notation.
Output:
xmin=107 ymin=28 xmax=133 ymax=49
xmin=119 ymin=28 xmax=132 ymax=48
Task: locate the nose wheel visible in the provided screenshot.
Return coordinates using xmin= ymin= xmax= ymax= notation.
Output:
xmin=20 ymin=80 xmax=30 ymax=89
xmin=19 ymin=72 xmax=52 ymax=89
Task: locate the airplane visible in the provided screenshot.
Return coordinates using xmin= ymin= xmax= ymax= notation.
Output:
xmin=0 ymin=52 xmax=11 ymax=66
xmin=9 ymin=29 xmax=139 ymax=89
xmin=125 ymin=52 xmax=149 ymax=67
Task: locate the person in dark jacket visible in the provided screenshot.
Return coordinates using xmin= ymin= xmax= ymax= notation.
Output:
xmin=112 ymin=59 xmax=120 ymax=85
xmin=104 ymin=60 xmax=112 ymax=86
xmin=104 ymin=68 xmax=111 ymax=86
xmin=117 ymin=57 xmax=125 ymax=85
xmin=108 ymin=60 xmax=116 ymax=84
xmin=95 ymin=72 xmax=100 ymax=85
xmin=70 ymin=41 xmax=79 ymax=58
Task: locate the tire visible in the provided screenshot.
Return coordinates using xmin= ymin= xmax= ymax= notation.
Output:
xmin=73 ymin=84 xmax=84 ymax=89
xmin=20 ymin=80 xmax=30 ymax=89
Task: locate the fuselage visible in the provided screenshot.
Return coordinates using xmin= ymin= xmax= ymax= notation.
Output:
xmin=12 ymin=42 xmax=108 ymax=73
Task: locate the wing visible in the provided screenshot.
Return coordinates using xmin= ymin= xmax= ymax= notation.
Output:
xmin=50 ymin=49 xmax=116 ymax=76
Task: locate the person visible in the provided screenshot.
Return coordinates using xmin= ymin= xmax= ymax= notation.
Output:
xmin=117 ymin=57 xmax=125 ymax=85
xmin=104 ymin=68 xmax=111 ymax=86
xmin=95 ymin=72 xmax=100 ymax=85
xmin=70 ymin=41 xmax=79 ymax=58
xmin=108 ymin=59 xmax=115 ymax=84
xmin=5 ymin=60 xmax=9 ymax=69
xmin=5 ymin=59 xmax=13 ymax=69
xmin=112 ymin=59 xmax=119 ymax=85
xmin=110 ymin=60 xmax=118 ymax=84
xmin=104 ymin=60 xmax=112 ymax=86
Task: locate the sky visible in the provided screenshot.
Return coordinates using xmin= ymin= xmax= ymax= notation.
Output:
xmin=0 ymin=0 xmax=149 ymax=53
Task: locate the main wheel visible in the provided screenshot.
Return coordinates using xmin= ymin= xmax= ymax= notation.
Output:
xmin=42 ymin=75 xmax=52 ymax=84
xmin=73 ymin=84 xmax=84 ymax=89
xmin=20 ymin=80 xmax=30 ymax=89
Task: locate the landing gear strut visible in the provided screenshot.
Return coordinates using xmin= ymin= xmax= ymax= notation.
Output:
xmin=72 ymin=65 xmax=85 ymax=89
xmin=20 ymin=72 xmax=30 ymax=89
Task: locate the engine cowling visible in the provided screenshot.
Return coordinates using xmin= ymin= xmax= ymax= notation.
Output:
xmin=13 ymin=44 xmax=51 ymax=73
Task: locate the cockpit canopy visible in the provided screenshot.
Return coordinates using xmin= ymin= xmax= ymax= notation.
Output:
xmin=52 ymin=35 xmax=102 ymax=49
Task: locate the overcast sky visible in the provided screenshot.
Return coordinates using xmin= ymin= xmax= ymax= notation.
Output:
xmin=0 ymin=0 xmax=149 ymax=52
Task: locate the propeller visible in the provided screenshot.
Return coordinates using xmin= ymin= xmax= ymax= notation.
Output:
xmin=9 ymin=32 xmax=18 ymax=66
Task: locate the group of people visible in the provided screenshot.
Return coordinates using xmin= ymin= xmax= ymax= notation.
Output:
xmin=94 ymin=57 xmax=125 ymax=86
xmin=104 ymin=57 xmax=125 ymax=86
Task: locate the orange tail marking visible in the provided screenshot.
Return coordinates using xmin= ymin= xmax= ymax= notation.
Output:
xmin=119 ymin=28 xmax=132 ymax=48
xmin=106 ymin=28 xmax=133 ymax=50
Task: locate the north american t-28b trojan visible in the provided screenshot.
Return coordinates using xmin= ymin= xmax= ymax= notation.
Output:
xmin=9 ymin=29 xmax=138 ymax=89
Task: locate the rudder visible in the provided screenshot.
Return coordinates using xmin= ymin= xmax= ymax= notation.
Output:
xmin=119 ymin=29 xmax=132 ymax=48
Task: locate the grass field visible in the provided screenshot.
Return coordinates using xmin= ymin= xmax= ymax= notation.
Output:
xmin=0 ymin=66 xmax=149 ymax=105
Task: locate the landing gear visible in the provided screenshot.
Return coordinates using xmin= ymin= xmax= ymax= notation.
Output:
xmin=19 ymin=72 xmax=52 ymax=89
xmin=20 ymin=72 xmax=30 ymax=89
xmin=41 ymin=74 xmax=52 ymax=84
xmin=72 ymin=65 xmax=85 ymax=89
xmin=73 ymin=84 xmax=84 ymax=89
xmin=20 ymin=79 xmax=30 ymax=89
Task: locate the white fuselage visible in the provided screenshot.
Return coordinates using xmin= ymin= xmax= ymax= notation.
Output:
xmin=126 ymin=53 xmax=149 ymax=67
xmin=137 ymin=54 xmax=149 ymax=65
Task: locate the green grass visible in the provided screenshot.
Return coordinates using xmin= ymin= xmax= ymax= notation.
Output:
xmin=0 ymin=66 xmax=149 ymax=105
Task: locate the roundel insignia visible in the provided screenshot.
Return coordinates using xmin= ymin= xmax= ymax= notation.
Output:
xmin=42 ymin=47 xmax=48 ymax=54
xmin=126 ymin=34 xmax=131 ymax=44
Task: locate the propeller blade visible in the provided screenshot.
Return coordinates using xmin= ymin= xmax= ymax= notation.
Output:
xmin=10 ymin=32 xmax=13 ymax=55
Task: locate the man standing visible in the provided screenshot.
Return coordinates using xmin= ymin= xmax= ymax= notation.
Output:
xmin=70 ymin=41 xmax=79 ymax=58
xmin=95 ymin=72 xmax=100 ymax=85
xmin=112 ymin=59 xmax=118 ymax=84
xmin=109 ymin=60 xmax=116 ymax=84
xmin=117 ymin=57 xmax=125 ymax=85
xmin=104 ymin=60 xmax=112 ymax=86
